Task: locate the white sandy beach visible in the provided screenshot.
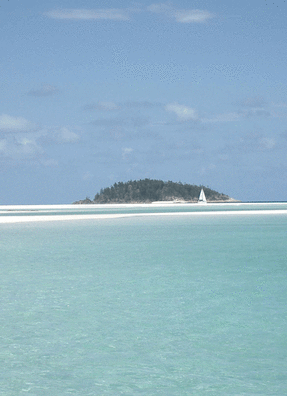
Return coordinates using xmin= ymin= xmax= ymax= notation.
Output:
xmin=0 ymin=201 xmax=286 ymax=212
xmin=0 ymin=204 xmax=287 ymax=224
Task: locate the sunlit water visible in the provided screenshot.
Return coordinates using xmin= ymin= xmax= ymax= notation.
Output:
xmin=1 ymin=207 xmax=287 ymax=395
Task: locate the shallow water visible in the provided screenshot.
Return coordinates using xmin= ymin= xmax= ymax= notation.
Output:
xmin=1 ymin=211 xmax=287 ymax=395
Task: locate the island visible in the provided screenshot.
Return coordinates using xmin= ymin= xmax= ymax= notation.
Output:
xmin=74 ymin=179 xmax=237 ymax=204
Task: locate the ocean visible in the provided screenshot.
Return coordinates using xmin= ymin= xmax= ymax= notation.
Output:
xmin=1 ymin=203 xmax=287 ymax=395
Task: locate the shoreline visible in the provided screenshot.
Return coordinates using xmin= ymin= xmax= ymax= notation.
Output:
xmin=1 ymin=209 xmax=287 ymax=224
xmin=0 ymin=201 xmax=286 ymax=211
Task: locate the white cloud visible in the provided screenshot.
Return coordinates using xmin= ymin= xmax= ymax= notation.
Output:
xmin=15 ymin=137 xmax=43 ymax=156
xmin=167 ymin=104 xmax=270 ymax=125
xmin=259 ymin=137 xmax=276 ymax=150
xmin=271 ymin=102 xmax=287 ymax=108
xmin=84 ymin=101 xmax=120 ymax=111
xmin=147 ymin=4 xmax=172 ymax=13
xmin=39 ymin=126 xmax=81 ymax=145
xmin=0 ymin=139 xmax=7 ymax=152
xmin=199 ymin=163 xmax=216 ymax=175
xmin=148 ymin=4 xmax=214 ymax=23
xmin=82 ymin=171 xmax=94 ymax=181
xmin=175 ymin=9 xmax=213 ymax=23
xmin=0 ymin=114 xmax=36 ymax=132
xmin=57 ymin=127 xmax=79 ymax=143
xmin=45 ymin=5 xmax=214 ymax=24
xmin=97 ymin=101 xmax=119 ymax=111
xmin=240 ymin=108 xmax=271 ymax=118
xmin=218 ymin=154 xmax=230 ymax=161
xmin=0 ymin=114 xmax=81 ymax=166
xmin=45 ymin=8 xmax=130 ymax=21
xmin=202 ymin=112 xmax=241 ymax=123
xmin=165 ymin=103 xmax=198 ymax=121
xmin=161 ymin=98 xmax=272 ymax=126
xmin=122 ymin=147 xmax=134 ymax=160
xmin=41 ymin=158 xmax=59 ymax=167
xmin=221 ymin=134 xmax=277 ymax=156
xmin=238 ymin=96 xmax=267 ymax=108
xmin=27 ymin=85 xmax=59 ymax=97
xmin=0 ymin=136 xmax=43 ymax=160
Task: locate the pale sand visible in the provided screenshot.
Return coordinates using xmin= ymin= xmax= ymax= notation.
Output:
xmin=0 ymin=202 xmax=286 ymax=212
xmin=0 ymin=210 xmax=287 ymax=224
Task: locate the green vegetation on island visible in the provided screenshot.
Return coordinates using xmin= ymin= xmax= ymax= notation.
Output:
xmin=74 ymin=179 xmax=233 ymax=204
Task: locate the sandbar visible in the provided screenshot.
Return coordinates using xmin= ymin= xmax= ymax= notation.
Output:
xmin=0 ymin=209 xmax=287 ymax=223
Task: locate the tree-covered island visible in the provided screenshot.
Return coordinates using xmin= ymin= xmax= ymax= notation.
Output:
xmin=74 ymin=179 xmax=236 ymax=204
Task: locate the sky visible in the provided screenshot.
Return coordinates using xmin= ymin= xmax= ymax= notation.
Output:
xmin=1 ymin=0 xmax=287 ymax=204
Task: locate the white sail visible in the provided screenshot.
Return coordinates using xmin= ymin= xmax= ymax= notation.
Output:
xmin=198 ymin=188 xmax=207 ymax=204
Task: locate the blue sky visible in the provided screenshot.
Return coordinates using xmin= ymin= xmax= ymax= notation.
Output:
xmin=1 ymin=0 xmax=287 ymax=203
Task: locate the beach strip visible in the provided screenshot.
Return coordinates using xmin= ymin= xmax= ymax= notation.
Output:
xmin=1 ymin=209 xmax=287 ymax=223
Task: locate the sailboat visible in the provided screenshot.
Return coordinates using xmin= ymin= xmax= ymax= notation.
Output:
xmin=198 ymin=188 xmax=207 ymax=204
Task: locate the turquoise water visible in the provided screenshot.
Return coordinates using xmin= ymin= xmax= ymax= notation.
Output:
xmin=1 ymin=211 xmax=287 ymax=395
